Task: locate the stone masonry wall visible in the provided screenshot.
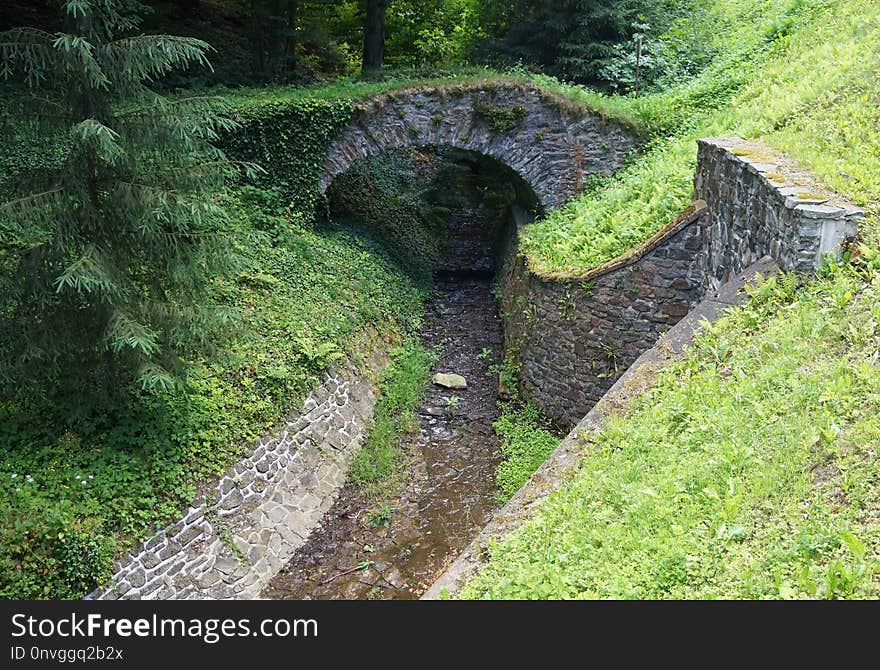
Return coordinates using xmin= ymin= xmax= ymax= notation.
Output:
xmin=501 ymin=205 xmax=707 ymax=429
xmin=695 ymin=138 xmax=863 ymax=291
xmin=503 ymin=137 xmax=863 ymax=430
xmin=321 ymin=82 xmax=640 ymax=213
xmin=88 ymin=347 xmax=388 ymax=600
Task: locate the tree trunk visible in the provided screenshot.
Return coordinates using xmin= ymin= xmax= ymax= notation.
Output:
xmin=361 ymin=0 xmax=389 ymax=79
xmin=251 ymin=0 xmax=266 ymax=78
xmin=285 ymin=0 xmax=299 ymax=73
xmin=268 ymin=0 xmax=282 ymax=72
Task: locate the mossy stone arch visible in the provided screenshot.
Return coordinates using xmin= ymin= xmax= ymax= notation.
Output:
xmin=320 ymin=81 xmax=641 ymax=214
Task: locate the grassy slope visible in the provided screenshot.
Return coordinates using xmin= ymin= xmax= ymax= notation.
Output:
xmin=463 ymin=263 xmax=880 ymax=599
xmin=462 ymin=0 xmax=880 ymax=599
xmin=0 ymin=190 xmax=427 ymax=598
xmin=519 ymin=0 xmax=880 ymax=277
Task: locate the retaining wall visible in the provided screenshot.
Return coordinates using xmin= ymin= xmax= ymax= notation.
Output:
xmin=503 ymin=137 xmax=863 ymax=429
xmin=695 ymin=137 xmax=862 ymax=290
xmin=89 ymin=346 xmax=389 ymax=600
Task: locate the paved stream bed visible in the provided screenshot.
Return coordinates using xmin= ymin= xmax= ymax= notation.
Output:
xmin=263 ymin=211 xmax=505 ymax=599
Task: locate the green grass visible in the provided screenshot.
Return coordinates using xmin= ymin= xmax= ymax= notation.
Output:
xmin=463 ymin=258 xmax=880 ymax=599
xmin=348 ymin=339 xmax=437 ymax=500
xmin=0 ymin=188 xmax=427 ymax=598
xmin=459 ymin=0 xmax=880 ymax=602
xmin=220 ymin=66 xmax=501 ymax=105
xmin=218 ymin=66 xmax=642 ymax=135
xmin=519 ymin=0 xmax=880 ymax=276
xmin=494 ymin=404 xmax=560 ymax=504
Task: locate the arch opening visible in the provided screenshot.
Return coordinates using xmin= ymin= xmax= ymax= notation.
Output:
xmin=322 ymin=145 xmax=538 ymax=285
xmin=320 ymin=82 xmax=640 ymax=216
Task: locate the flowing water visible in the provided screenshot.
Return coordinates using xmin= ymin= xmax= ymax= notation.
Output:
xmin=263 ymin=209 xmax=504 ymax=599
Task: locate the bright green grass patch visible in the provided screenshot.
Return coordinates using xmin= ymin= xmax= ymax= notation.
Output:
xmin=349 ymin=339 xmax=437 ymax=500
xmin=221 ymin=67 xmax=637 ymax=128
xmin=221 ymin=67 xmax=501 ymax=106
xmin=0 ymin=189 xmax=427 ymax=599
xmin=462 ymin=259 xmax=880 ymax=599
xmin=520 ymin=0 xmax=880 ymax=276
xmin=494 ymin=404 xmax=560 ymax=504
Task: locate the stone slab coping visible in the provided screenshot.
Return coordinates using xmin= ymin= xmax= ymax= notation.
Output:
xmin=699 ymin=137 xmax=864 ymax=222
xmin=422 ymin=254 xmax=780 ymax=599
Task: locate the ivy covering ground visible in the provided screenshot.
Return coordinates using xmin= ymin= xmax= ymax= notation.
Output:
xmin=0 ymin=188 xmax=427 ymax=598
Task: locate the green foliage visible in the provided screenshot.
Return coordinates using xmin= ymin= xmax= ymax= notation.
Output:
xmin=473 ymin=100 xmax=527 ymax=134
xmin=442 ymin=395 xmax=460 ymax=408
xmin=386 ymin=0 xmax=485 ymax=68
xmin=53 ymin=531 xmax=116 ymax=599
xmin=364 ymin=502 xmax=395 ymax=529
xmin=0 ymin=186 xmax=428 ymax=598
xmin=328 ymin=149 xmax=451 ymax=282
xmin=349 ymin=339 xmax=437 ymax=500
xmin=0 ymin=0 xmax=242 ymax=392
xmin=465 ymin=260 xmax=880 ymax=599
xmin=0 ymin=0 xmax=651 ymax=87
xmin=519 ymin=0 xmax=880 ymax=276
xmin=0 ymin=486 xmax=115 ymax=599
xmin=491 ymin=0 xmax=644 ymax=87
xmin=220 ymin=95 xmax=353 ymax=218
xmin=494 ymin=404 xmax=559 ymax=503
xmin=488 ymin=352 xmax=522 ymax=398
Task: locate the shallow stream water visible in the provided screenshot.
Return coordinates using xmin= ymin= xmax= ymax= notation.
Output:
xmin=263 ymin=210 xmax=504 ymax=599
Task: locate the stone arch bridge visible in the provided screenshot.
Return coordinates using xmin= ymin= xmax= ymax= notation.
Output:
xmin=320 ymin=81 xmax=641 ymax=213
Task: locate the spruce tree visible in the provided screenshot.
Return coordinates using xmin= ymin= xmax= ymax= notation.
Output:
xmin=0 ymin=0 xmax=242 ymax=394
xmin=498 ymin=0 xmax=638 ymax=85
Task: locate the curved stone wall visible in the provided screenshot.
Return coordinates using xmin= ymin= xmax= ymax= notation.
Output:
xmin=321 ymin=82 xmax=640 ymax=213
xmin=502 ymin=137 xmax=863 ymax=429
xmin=501 ymin=203 xmax=706 ymax=428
